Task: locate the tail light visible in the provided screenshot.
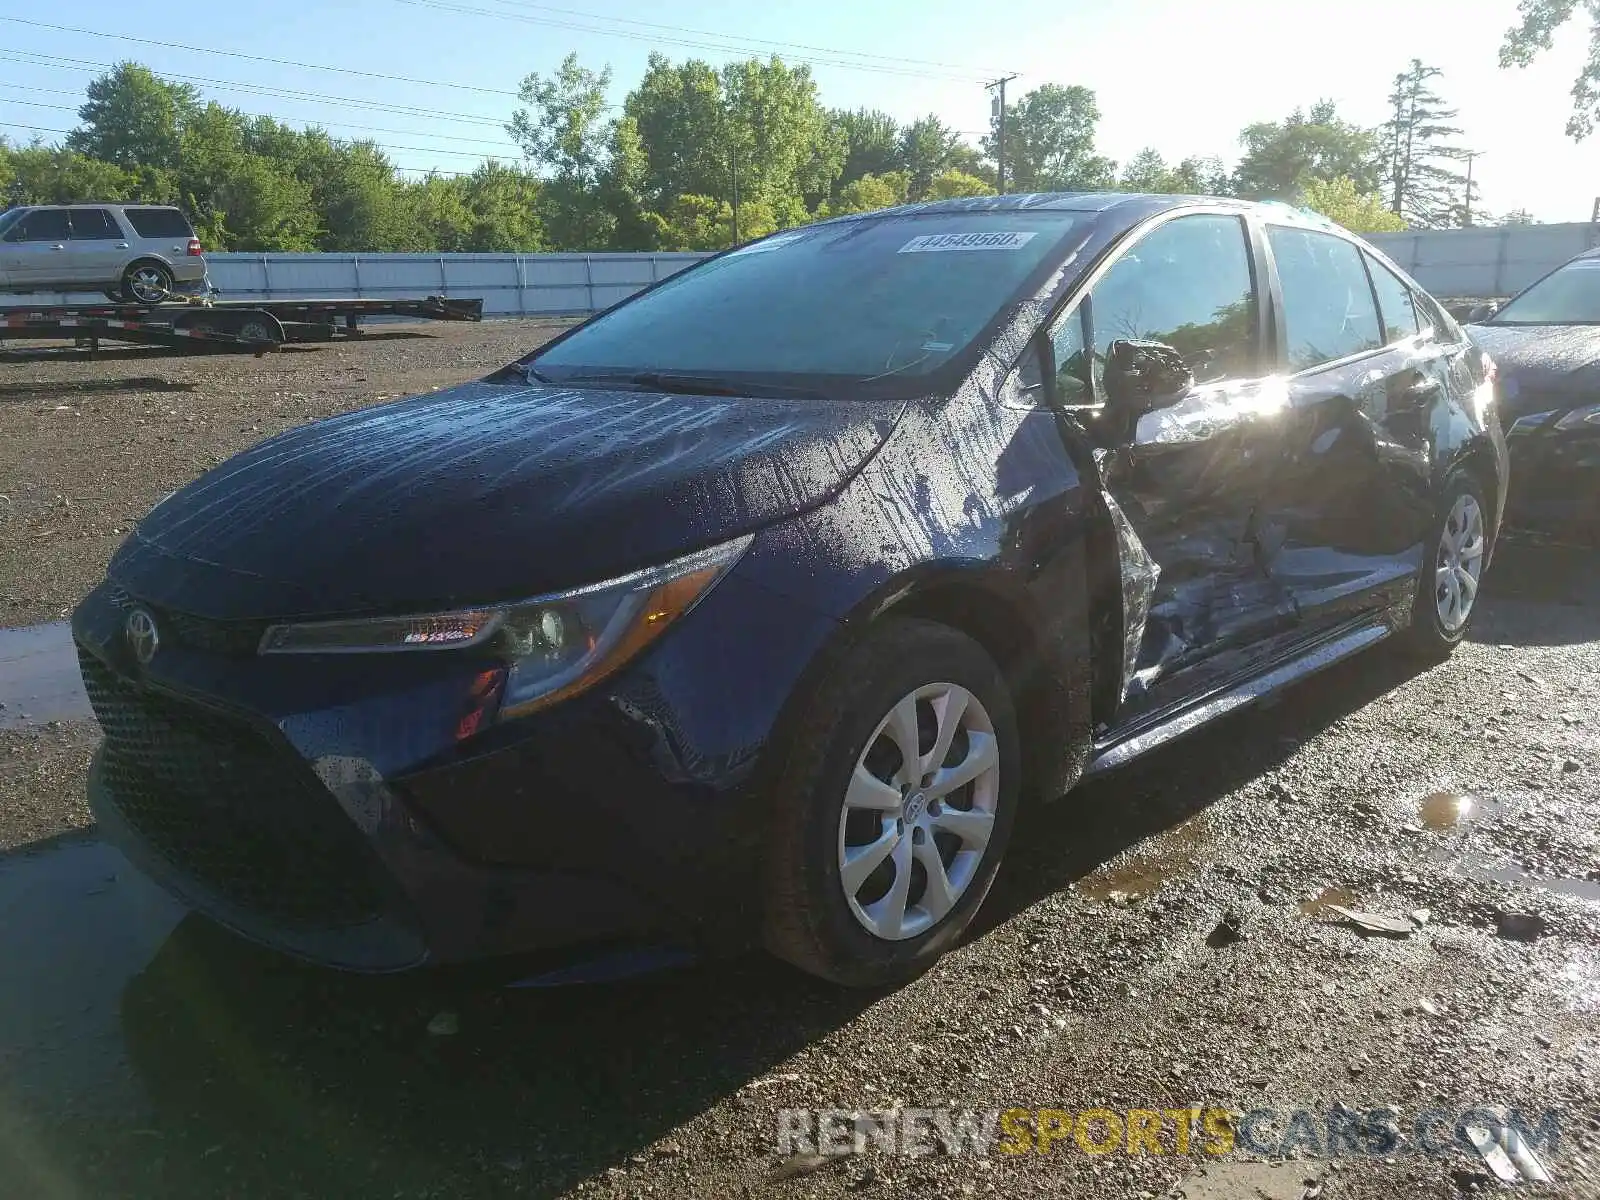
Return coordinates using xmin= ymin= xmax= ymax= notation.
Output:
xmin=186 ymin=238 xmax=203 ymax=256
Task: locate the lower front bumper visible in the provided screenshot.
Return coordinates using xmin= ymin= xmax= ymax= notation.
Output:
xmin=72 ymin=567 xmax=840 ymax=973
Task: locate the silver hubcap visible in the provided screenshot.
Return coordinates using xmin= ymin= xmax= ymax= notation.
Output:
xmin=1435 ymin=493 xmax=1485 ymax=632
xmin=129 ymin=269 xmax=168 ymax=301
xmin=837 ymin=683 xmax=1000 ymax=942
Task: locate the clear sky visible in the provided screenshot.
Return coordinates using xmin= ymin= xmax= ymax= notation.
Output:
xmin=1 ymin=0 xmax=1595 ymax=221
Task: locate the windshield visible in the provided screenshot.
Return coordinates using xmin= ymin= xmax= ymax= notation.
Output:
xmin=1489 ymin=258 xmax=1600 ymax=324
xmin=530 ymin=212 xmax=1088 ymax=395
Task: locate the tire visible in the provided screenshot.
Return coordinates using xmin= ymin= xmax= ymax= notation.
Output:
xmin=763 ymin=618 xmax=1020 ymax=988
xmin=1400 ymin=472 xmax=1489 ymax=657
xmin=119 ymin=261 xmax=174 ymax=304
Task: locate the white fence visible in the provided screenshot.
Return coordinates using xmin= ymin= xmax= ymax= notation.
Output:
xmin=1367 ymin=223 xmax=1600 ymax=299
xmin=206 ymin=251 xmax=707 ymax=316
xmin=18 ymin=226 xmax=1598 ymax=314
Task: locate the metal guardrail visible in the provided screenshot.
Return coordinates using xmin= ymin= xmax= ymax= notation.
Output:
xmin=206 ymin=252 xmax=708 ymax=317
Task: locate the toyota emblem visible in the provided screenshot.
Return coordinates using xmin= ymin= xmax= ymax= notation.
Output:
xmin=125 ymin=608 xmax=160 ymax=666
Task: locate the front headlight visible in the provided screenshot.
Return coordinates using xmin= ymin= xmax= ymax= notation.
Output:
xmin=259 ymin=534 xmax=754 ymax=716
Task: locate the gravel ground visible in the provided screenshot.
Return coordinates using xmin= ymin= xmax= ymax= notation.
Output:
xmin=0 ymin=326 xmax=1595 ymax=1199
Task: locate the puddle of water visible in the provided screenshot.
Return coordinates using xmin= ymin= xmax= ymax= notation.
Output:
xmin=1298 ymin=886 xmax=1361 ymax=917
xmin=0 ymin=836 xmax=183 ymax=1114
xmin=1076 ymin=815 xmax=1208 ymax=905
xmin=1418 ymin=791 xmax=1479 ymax=830
xmin=0 ymin=621 xmax=92 ymax=730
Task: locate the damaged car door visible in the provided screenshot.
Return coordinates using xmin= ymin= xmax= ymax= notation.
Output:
xmin=1043 ymin=211 xmax=1297 ymax=725
xmin=1253 ymin=224 xmax=1444 ymax=629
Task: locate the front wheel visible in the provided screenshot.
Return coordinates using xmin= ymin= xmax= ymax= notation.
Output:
xmin=1401 ymin=473 xmax=1488 ymax=656
xmin=763 ymin=619 xmax=1020 ymax=988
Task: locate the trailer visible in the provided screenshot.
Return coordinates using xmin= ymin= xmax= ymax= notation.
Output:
xmin=0 ymin=295 xmax=484 ymax=357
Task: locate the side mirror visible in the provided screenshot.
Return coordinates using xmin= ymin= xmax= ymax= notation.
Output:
xmin=1465 ymin=302 xmax=1500 ymax=323
xmin=1102 ymin=339 xmax=1193 ymax=415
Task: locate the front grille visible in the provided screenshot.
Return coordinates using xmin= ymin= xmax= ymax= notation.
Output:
xmin=107 ymin=586 xmax=268 ymax=656
xmin=80 ymin=649 xmax=387 ymax=929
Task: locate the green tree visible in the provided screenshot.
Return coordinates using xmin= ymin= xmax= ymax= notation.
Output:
xmin=1500 ymin=0 xmax=1600 ymax=138
xmin=624 ymin=55 xmax=729 ymax=205
xmin=1233 ymin=101 xmax=1380 ymax=200
xmin=1 ymin=143 xmax=159 ymax=206
xmin=1120 ymin=148 xmax=1196 ymax=192
xmin=1496 ymin=207 xmax=1540 ymax=225
xmin=929 ymin=168 xmax=995 ymax=200
xmin=66 ymin=63 xmax=197 ymax=172
xmin=460 ymin=161 xmax=544 ymax=251
xmin=898 ymin=114 xmax=963 ymax=201
xmin=819 ymin=170 xmax=909 ymax=216
xmin=1299 ymin=176 xmax=1407 ymax=232
xmin=721 ymin=56 xmax=840 ymax=227
xmin=831 ymin=108 xmax=901 ymax=190
xmin=987 ymin=84 xmax=1115 ymax=192
xmin=508 ymin=53 xmax=617 ymax=249
xmin=1383 ymin=60 xmax=1472 ymax=228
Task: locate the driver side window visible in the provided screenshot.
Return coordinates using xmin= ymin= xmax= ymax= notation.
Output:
xmin=1088 ymin=214 xmax=1259 ymax=389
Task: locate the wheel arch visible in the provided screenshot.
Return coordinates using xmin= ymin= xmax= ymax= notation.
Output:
xmin=850 ymin=562 xmax=1095 ymax=799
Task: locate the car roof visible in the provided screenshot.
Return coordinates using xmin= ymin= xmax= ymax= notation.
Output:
xmin=814 ymin=191 xmax=1349 ymax=235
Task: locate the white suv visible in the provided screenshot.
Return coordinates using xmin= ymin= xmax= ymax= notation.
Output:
xmin=0 ymin=204 xmax=210 ymax=303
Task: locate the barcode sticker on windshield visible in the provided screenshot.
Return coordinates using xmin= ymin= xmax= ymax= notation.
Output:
xmin=899 ymin=231 xmax=1037 ymax=253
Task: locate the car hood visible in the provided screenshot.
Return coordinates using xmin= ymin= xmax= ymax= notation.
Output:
xmin=1467 ymin=323 xmax=1600 ymax=419
xmin=111 ymin=379 xmax=902 ymax=620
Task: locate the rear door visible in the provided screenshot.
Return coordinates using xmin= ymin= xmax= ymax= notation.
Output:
xmin=1042 ymin=210 xmax=1297 ymax=722
xmin=67 ymin=207 xmax=130 ymax=285
xmin=0 ymin=209 xmax=73 ymax=286
xmin=1253 ymin=223 xmax=1444 ymax=630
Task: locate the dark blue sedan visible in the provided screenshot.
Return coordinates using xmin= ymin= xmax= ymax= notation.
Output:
xmin=73 ymin=193 xmax=1507 ymax=987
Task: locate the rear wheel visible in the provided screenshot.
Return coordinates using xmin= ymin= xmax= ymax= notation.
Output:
xmin=763 ymin=619 xmax=1019 ymax=988
xmin=1401 ymin=473 xmax=1488 ymax=656
xmin=120 ymin=261 xmax=174 ymax=304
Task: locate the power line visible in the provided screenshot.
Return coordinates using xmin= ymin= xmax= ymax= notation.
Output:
xmin=0 ymin=120 xmax=497 ymax=178
xmin=387 ymin=0 xmax=997 ymax=82
xmin=0 ymin=51 xmax=526 ymax=126
xmin=426 ymin=0 xmax=1014 ymax=75
xmin=0 ymin=86 xmax=523 ymax=151
xmin=0 ymin=17 xmax=523 ymax=97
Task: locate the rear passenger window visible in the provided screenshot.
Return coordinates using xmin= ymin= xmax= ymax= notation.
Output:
xmin=69 ymin=208 xmax=121 ymax=240
xmin=123 ymin=208 xmax=194 ymax=239
xmin=1364 ymin=252 xmax=1420 ymax=344
xmin=1267 ymin=226 xmax=1383 ymax=372
xmin=1087 ymin=213 xmax=1259 ymax=387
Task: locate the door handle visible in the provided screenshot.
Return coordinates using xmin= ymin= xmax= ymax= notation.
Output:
xmin=116 ymin=242 xmax=130 ymax=249
xmin=50 ymin=243 xmax=66 ymax=251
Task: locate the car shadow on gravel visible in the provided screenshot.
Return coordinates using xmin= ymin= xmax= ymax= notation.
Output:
xmin=980 ymin=645 xmax=1424 ymax=936
xmin=100 ymin=914 xmax=870 ymax=1198
xmin=1469 ymin=535 xmax=1600 ymax=647
xmin=0 ymin=376 xmax=199 ymax=400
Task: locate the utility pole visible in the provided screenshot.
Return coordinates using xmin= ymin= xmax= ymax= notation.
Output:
xmin=730 ymin=146 xmax=741 ymax=245
xmin=1463 ymin=150 xmax=1476 ymax=227
xmin=986 ymin=75 xmax=1019 ymax=195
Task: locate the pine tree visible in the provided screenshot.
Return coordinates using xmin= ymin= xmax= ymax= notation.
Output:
xmin=1383 ymin=60 xmax=1474 ymax=228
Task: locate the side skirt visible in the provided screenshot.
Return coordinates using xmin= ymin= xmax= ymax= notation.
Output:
xmin=1083 ymin=616 xmax=1395 ymax=778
